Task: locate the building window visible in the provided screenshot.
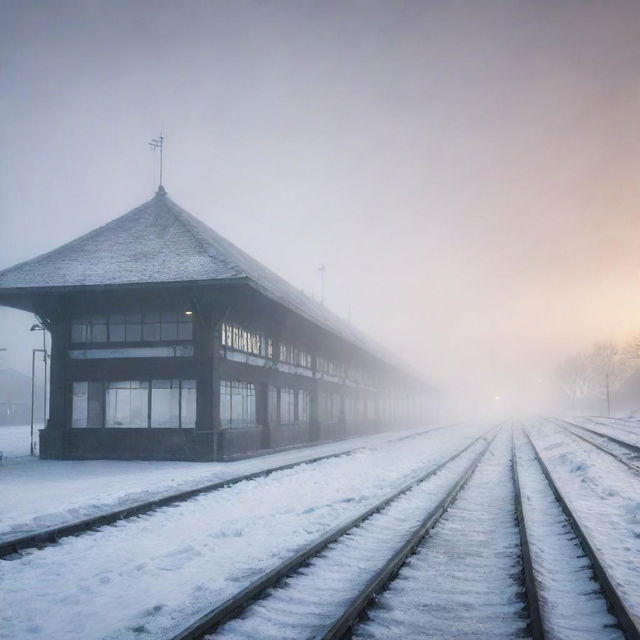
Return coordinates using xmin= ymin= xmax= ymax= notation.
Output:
xmin=72 ymin=379 xmax=196 ymax=428
xmin=333 ymin=393 xmax=342 ymax=423
xmin=71 ymin=315 xmax=108 ymax=343
xmin=151 ymin=380 xmax=180 ymax=427
xmin=181 ymin=380 xmax=196 ymax=428
xmin=298 ymin=389 xmax=310 ymax=423
xmin=319 ymin=392 xmax=341 ymax=424
xmin=105 ymin=381 xmax=149 ymax=428
xmin=70 ymin=311 xmax=193 ymax=344
xmin=220 ymin=380 xmax=256 ymax=428
xmin=317 ymin=357 xmax=344 ymax=378
xmin=268 ymin=385 xmax=279 ymax=424
xmin=220 ymin=322 xmax=272 ymax=358
xmin=71 ymin=382 xmax=89 ymax=427
xmin=279 ymin=344 xmax=312 ymax=368
xmin=280 ymin=388 xmax=295 ymax=424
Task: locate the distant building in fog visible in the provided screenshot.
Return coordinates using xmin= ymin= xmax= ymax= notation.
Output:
xmin=0 ymin=186 xmax=429 ymax=461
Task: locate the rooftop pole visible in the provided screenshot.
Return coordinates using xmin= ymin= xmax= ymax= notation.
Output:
xmin=149 ymin=133 xmax=164 ymax=190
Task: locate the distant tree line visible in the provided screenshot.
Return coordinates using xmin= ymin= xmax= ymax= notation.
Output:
xmin=556 ymin=340 xmax=640 ymax=417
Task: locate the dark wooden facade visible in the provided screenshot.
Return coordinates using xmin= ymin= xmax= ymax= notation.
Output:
xmin=0 ymin=190 xmax=429 ymax=461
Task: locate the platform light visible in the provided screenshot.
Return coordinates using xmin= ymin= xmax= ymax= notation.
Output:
xmin=184 ymin=310 xmax=193 ymax=316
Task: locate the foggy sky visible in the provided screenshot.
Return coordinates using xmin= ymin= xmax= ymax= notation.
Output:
xmin=2 ymin=0 xmax=640 ymax=414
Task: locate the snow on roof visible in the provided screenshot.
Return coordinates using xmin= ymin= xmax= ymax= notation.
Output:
xmin=0 ymin=188 xmax=419 ymax=377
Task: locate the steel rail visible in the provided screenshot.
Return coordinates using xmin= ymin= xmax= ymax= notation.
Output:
xmin=563 ymin=419 xmax=640 ymax=455
xmin=317 ymin=427 xmax=500 ymax=639
xmin=547 ymin=417 xmax=640 ymax=474
xmin=512 ymin=429 xmax=546 ymax=640
xmin=579 ymin=416 xmax=640 ymax=444
xmin=168 ymin=426 xmax=500 ymax=640
xmin=524 ymin=428 xmax=640 ymax=640
xmin=0 ymin=423 xmax=453 ymax=559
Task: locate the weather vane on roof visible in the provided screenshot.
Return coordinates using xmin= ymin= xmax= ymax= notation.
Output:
xmin=149 ymin=133 xmax=164 ymax=190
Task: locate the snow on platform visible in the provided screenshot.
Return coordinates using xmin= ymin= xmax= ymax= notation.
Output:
xmin=0 ymin=423 xmax=446 ymax=543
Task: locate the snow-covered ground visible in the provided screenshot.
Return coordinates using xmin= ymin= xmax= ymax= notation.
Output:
xmin=527 ymin=417 xmax=640 ymax=630
xmin=2 ymin=417 xmax=639 ymax=640
xmin=0 ymin=422 xmax=451 ymax=542
xmin=0 ymin=421 xmax=488 ymax=640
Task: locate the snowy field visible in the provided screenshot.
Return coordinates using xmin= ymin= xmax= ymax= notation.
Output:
xmin=1 ymin=417 xmax=639 ymax=639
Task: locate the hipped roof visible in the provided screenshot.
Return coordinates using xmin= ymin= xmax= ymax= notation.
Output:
xmin=0 ymin=189 xmax=419 ymax=379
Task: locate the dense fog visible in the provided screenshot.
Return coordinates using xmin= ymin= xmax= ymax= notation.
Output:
xmin=2 ymin=0 xmax=640 ymax=418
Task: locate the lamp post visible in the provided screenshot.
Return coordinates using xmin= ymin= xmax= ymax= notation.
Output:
xmin=29 ymin=324 xmax=48 ymax=456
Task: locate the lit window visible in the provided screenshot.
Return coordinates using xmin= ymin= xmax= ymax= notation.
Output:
xmin=220 ymin=322 xmax=271 ymax=358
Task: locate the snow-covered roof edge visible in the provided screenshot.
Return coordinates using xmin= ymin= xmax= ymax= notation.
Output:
xmin=0 ymin=189 xmax=426 ymax=383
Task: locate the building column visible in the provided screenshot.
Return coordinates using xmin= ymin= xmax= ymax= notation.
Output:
xmin=193 ymin=308 xmax=218 ymax=460
xmin=40 ymin=314 xmax=68 ymax=458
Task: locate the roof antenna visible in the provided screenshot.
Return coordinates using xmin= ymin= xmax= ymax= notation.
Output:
xmin=149 ymin=133 xmax=165 ymax=193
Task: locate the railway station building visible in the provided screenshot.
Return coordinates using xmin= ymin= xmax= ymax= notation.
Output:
xmin=0 ymin=187 xmax=429 ymax=461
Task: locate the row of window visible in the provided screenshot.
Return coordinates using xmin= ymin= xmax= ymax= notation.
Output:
xmin=268 ymin=387 xmax=310 ymax=425
xmin=221 ymin=322 xmax=311 ymax=368
xmin=71 ymin=314 xmax=376 ymax=390
xmin=220 ymin=382 xmax=311 ymax=428
xmin=72 ymin=377 xmax=420 ymax=429
xmin=318 ymin=392 xmax=342 ymax=424
xmin=220 ymin=381 xmax=256 ymax=427
xmin=220 ymin=323 xmax=273 ymax=358
xmin=71 ymin=312 xmax=193 ymax=344
xmin=72 ymin=379 xmax=196 ymax=428
xmin=279 ymin=344 xmax=312 ymax=368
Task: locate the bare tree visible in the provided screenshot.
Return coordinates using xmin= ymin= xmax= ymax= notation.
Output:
xmin=556 ymin=352 xmax=592 ymax=410
xmin=590 ymin=341 xmax=628 ymax=417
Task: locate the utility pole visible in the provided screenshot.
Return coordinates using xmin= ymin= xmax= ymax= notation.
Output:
xmin=29 ymin=324 xmax=48 ymax=456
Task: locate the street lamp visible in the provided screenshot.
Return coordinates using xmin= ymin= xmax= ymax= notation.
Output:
xmin=29 ymin=324 xmax=48 ymax=456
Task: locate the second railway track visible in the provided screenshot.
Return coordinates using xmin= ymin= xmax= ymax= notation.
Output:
xmin=546 ymin=416 xmax=640 ymax=473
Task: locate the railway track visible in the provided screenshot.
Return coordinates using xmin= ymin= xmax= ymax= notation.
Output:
xmin=586 ymin=415 xmax=640 ymax=437
xmin=0 ymin=423 xmax=459 ymax=559
xmin=562 ymin=417 xmax=640 ymax=452
xmin=546 ymin=416 xmax=640 ymax=473
xmin=185 ymin=422 xmax=639 ymax=640
xmin=347 ymin=425 xmax=524 ymax=640
xmin=167 ymin=425 xmax=500 ymax=640
xmin=519 ymin=426 xmax=640 ymax=640
xmin=4 ymin=418 xmax=637 ymax=639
